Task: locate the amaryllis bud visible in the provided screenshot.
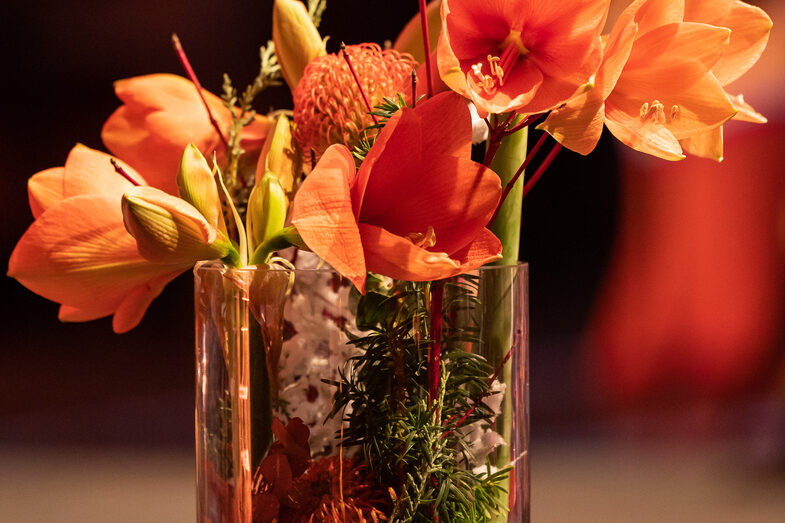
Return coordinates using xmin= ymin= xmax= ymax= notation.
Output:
xmin=273 ymin=0 xmax=326 ymax=91
xmin=246 ymin=172 xmax=288 ymax=254
xmin=292 ymin=43 xmax=417 ymax=158
xmin=122 ymin=186 xmax=233 ymax=265
xmin=177 ymin=144 xmax=226 ymax=233
xmin=255 ymin=115 xmax=300 ymax=193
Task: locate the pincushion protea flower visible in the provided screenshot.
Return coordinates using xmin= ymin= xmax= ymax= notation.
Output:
xmin=292 ymin=43 xmax=417 ymax=158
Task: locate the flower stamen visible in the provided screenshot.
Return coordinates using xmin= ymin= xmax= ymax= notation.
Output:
xmin=639 ymin=100 xmax=666 ymax=124
xmin=471 ymin=32 xmax=528 ymax=96
xmin=470 ymin=62 xmax=497 ymax=95
xmin=406 ymin=225 xmax=436 ymax=249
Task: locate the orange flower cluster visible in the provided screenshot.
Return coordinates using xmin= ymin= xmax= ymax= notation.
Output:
xmin=433 ymin=0 xmax=770 ymax=161
xmin=8 ymin=0 xmax=772 ymax=332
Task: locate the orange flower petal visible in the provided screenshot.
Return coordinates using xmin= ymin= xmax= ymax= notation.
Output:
xmin=291 ymin=145 xmax=366 ymax=289
xmin=604 ymin=107 xmax=685 ymax=161
xmin=351 ymin=108 xmax=419 ymax=219
xmin=8 ymin=195 xmax=183 ymax=314
xmin=539 ymin=19 xmax=638 ymax=155
xmin=62 ymin=144 xmax=144 ymax=199
xmin=616 ymin=22 xmax=731 ymax=98
xmin=683 ymin=0 xmax=731 ymax=24
xmin=358 ymin=224 xmax=460 ymax=282
xmin=728 ymin=93 xmax=767 ymax=124
xmin=685 ymin=0 xmax=772 ymax=86
xmin=102 ymin=74 xmax=243 ymax=195
xmin=28 ymin=167 xmax=64 ymax=218
xmin=539 ymin=100 xmax=606 ymax=156
xmin=59 ymin=304 xmax=113 ymax=323
xmin=450 ymin=227 xmax=503 ymax=272
xmin=679 ymin=125 xmax=724 ymax=161
xmin=410 ymin=92 xmax=472 ymax=158
xmin=112 ymin=271 xmax=182 ymax=333
xmin=441 ymin=0 xmax=511 ymax=60
xmin=620 ymin=0 xmax=685 ymax=37
xmin=362 ymin=153 xmax=500 ymax=255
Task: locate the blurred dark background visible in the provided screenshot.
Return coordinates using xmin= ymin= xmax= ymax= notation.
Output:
xmin=2 ymin=1 xmax=785 ymax=521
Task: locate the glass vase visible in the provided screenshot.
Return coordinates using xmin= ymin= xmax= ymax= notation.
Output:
xmin=194 ymin=258 xmax=529 ymax=522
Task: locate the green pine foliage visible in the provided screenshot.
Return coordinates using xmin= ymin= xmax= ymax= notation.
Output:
xmin=352 ymin=94 xmax=424 ymax=164
xmin=328 ymin=277 xmax=510 ymax=522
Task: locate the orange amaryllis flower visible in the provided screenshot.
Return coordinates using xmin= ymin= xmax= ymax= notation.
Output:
xmin=679 ymin=0 xmax=772 ymax=160
xmin=436 ymin=0 xmax=608 ymax=115
xmin=102 ymin=74 xmax=272 ymax=195
xmin=291 ymin=92 xmax=502 ymax=290
xmin=8 ymin=145 xmax=193 ymax=333
xmin=541 ymin=0 xmax=738 ymax=161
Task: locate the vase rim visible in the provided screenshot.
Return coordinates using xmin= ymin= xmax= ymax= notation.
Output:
xmin=194 ymin=259 xmax=528 ymax=275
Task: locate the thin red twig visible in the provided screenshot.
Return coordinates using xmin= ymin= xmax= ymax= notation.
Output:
xmin=171 ymin=34 xmax=229 ymax=150
xmin=488 ymin=132 xmax=550 ymax=226
xmin=442 ymin=348 xmax=513 ymax=435
xmin=523 ymin=143 xmax=563 ymax=198
xmin=110 ymin=158 xmax=140 ymax=186
xmin=427 ymin=281 xmax=445 ymax=411
xmin=340 ymin=42 xmax=379 ymax=125
xmin=502 ymin=112 xmax=544 ymax=137
xmin=483 ymin=112 xmax=517 ymax=166
xmin=411 ymin=69 xmax=418 ymax=108
xmin=418 ymin=0 xmax=434 ymax=98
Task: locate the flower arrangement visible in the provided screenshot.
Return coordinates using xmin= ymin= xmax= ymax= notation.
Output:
xmin=8 ymin=0 xmax=772 ymax=521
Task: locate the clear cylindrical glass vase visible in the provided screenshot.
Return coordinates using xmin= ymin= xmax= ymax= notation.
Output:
xmin=194 ymin=260 xmax=529 ymax=522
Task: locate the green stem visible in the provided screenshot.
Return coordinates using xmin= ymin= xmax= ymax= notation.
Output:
xmin=489 ymin=118 xmax=528 ymax=265
xmin=485 ymin=117 xmax=528 ymax=521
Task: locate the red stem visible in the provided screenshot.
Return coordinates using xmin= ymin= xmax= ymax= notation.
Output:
xmin=411 ymin=69 xmax=418 ymax=108
xmin=340 ymin=43 xmax=379 ymax=125
xmin=442 ymin=348 xmax=512 ymax=435
xmin=418 ymin=0 xmax=434 ymax=98
xmin=171 ymin=34 xmax=229 ymax=151
xmin=523 ymin=143 xmax=563 ymax=198
xmin=488 ymin=132 xmax=549 ymax=226
xmin=427 ymin=280 xmax=445 ymax=409
xmin=110 ymin=158 xmax=140 ymax=186
xmin=483 ymin=112 xmax=516 ymax=166
xmin=502 ymin=112 xmax=544 ymax=137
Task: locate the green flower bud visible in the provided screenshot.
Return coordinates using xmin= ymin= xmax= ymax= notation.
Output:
xmin=122 ymin=186 xmax=232 ymax=265
xmin=177 ymin=144 xmax=226 ymax=234
xmin=246 ymin=172 xmax=288 ymax=254
xmin=256 ymin=114 xmax=300 ymax=193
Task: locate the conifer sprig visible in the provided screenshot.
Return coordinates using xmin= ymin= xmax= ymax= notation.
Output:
xmin=329 ymin=277 xmax=510 ymax=522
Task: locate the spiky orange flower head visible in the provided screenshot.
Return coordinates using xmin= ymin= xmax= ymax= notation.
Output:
xmin=292 ymin=43 xmax=417 ymax=159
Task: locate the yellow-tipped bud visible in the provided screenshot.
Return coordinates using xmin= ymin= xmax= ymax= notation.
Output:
xmin=122 ymin=186 xmax=232 ymax=265
xmin=177 ymin=144 xmax=226 ymax=234
xmin=256 ymin=114 xmax=300 ymax=192
xmin=246 ymin=172 xmax=288 ymax=254
xmin=273 ymin=0 xmax=326 ymax=91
